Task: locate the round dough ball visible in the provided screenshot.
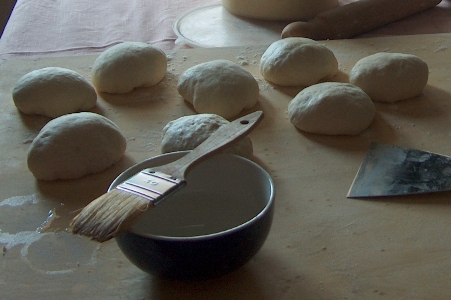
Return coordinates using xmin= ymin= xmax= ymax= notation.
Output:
xmin=91 ymin=42 xmax=167 ymax=94
xmin=288 ymin=82 xmax=376 ymax=135
xmin=161 ymin=114 xmax=253 ymax=158
xmin=349 ymin=52 xmax=429 ymax=103
xmin=177 ymin=60 xmax=259 ymax=119
xmin=27 ymin=112 xmax=126 ymax=181
xmin=260 ymin=38 xmax=338 ymax=87
xmin=12 ymin=67 xmax=97 ymax=118
xmin=222 ymin=0 xmax=338 ymax=21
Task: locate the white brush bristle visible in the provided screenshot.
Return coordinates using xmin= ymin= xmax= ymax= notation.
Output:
xmin=70 ymin=189 xmax=152 ymax=242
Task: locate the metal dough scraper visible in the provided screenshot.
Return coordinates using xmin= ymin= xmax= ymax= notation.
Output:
xmin=347 ymin=143 xmax=451 ymax=198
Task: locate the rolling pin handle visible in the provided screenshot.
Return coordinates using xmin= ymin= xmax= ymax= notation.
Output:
xmin=281 ymin=22 xmax=322 ymax=39
xmin=281 ymin=0 xmax=442 ymax=40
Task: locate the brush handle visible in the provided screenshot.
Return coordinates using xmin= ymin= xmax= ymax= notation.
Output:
xmin=152 ymin=111 xmax=264 ymax=179
xmin=281 ymin=0 xmax=441 ymax=40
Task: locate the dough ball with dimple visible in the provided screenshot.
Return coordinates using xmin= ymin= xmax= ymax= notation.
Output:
xmin=91 ymin=42 xmax=167 ymax=94
xmin=27 ymin=112 xmax=127 ymax=181
xmin=12 ymin=67 xmax=97 ymax=118
xmin=349 ymin=52 xmax=429 ymax=103
xmin=260 ymin=37 xmax=338 ymax=87
xmin=177 ymin=60 xmax=259 ymax=119
xmin=288 ymin=82 xmax=376 ymax=135
xmin=161 ymin=114 xmax=253 ymax=158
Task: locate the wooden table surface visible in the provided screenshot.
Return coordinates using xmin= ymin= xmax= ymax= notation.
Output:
xmin=1 ymin=33 xmax=451 ymax=299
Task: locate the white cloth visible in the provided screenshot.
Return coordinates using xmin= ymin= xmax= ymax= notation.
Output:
xmin=0 ymin=0 xmax=219 ymax=59
xmin=1 ymin=0 xmax=451 ymax=59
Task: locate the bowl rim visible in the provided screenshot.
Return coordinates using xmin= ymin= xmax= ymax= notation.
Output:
xmin=111 ymin=151 xmax=275 ymax=242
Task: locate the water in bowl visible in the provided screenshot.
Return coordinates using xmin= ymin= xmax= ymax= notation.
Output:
xmin=132 ymin=190 xmax=266 ymax=237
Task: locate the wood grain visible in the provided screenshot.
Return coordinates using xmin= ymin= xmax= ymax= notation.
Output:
xmin=1 ymin=33 xmax=451 ymax=299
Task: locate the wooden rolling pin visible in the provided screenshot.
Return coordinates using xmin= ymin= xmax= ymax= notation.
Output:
xmin=281 ymin=0 xmax=442 ymax=40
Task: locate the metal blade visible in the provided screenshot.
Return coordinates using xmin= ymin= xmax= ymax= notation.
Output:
xmin=347 ymin=143 xmax=451 ymax=198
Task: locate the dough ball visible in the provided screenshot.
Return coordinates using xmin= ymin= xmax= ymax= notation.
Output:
xmin=222 ymin=0 xmax=338 ymax=21
xmin=260 ymin=38 xmax=338 ymax=87
xmin=349 ymin=52 xmax=429 ymax=103
xmin=161 ymin=114 xmax=253 ymax=158
xmin=177 ymin=60 xmax=259 ymax=119
xmin=12 ymin=67 xmax=97 ymax=118
xmin=288 ymin=82 xmax=375 ymax=135
xmin=27 ymin=112 xmax=126 ymax=181
xmin=91 ymin=42 xmax=167 ymax=94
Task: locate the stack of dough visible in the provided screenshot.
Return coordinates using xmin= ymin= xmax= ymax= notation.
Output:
xmin=222 ymin=0 xmax=338 ymax=21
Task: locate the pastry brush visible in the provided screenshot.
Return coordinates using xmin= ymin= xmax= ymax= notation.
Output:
xmin=70 ymin=111 xmax=264 ymax=242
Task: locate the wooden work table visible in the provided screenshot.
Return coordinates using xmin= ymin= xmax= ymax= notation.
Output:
xmin=1 ymin=33 xmax=451 ymax=299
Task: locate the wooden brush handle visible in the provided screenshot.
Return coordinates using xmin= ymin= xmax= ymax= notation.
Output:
xmin=153 ymin=111 xmax=264 ymax=179
xmin=281 ymin=0 xmax=441 ymax=40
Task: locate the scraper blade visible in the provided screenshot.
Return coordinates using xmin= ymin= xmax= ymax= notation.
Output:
xmin=347 ymin=143 xmax=451 ymax=198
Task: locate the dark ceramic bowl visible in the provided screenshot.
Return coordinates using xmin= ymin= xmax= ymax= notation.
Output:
xmin=111 ymin=152 xmax=275 ymax=280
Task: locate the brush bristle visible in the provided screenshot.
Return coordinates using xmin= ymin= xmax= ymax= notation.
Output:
xmin=70 ymin=189 xmax=153 ymax=242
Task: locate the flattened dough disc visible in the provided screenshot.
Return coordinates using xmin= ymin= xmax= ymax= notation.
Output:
xmin=173 ymin=4 xmax=288 ymax=48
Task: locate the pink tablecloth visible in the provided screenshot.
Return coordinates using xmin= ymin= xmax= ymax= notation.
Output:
xmin=1 ymin=0 xmax=451 ymax=60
